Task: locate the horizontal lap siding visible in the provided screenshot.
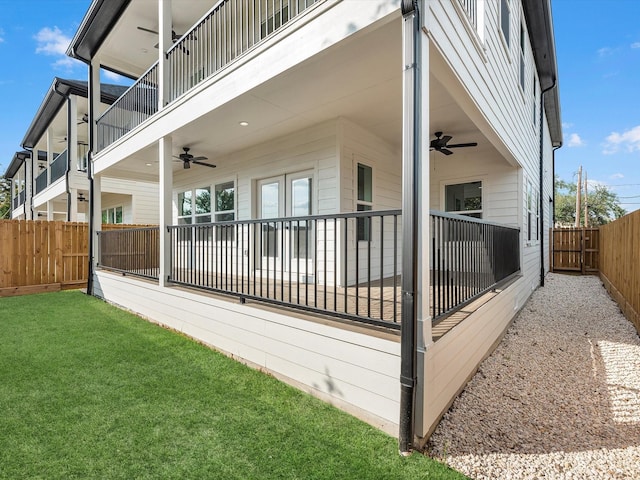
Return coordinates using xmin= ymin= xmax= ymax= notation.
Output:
xmin=419 ymin=276 xmax=530 ymax=437
xmin=101 ymin=178 xmax=159 ymax=224
xmin=173 ymin=120 xmax=339 ymax=220
xmin=94 ymin=270 xmax=401 ymax=434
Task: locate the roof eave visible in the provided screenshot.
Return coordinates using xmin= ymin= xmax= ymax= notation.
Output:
xmin=4 ymin=151 xmax=30 ymax=179
xmin=523 ymin=0 xmax=563 ymax=147
xmin=67 ymin=0 xmax=132 ymax=64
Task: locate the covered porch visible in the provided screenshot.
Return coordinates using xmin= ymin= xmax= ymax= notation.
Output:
xmin=85 ymin=2 xmax=526 ymax=441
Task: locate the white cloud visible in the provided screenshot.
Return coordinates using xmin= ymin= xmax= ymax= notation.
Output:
xmin=567 ymin=133 xmax=585 ymax=147
xmin=562 ymin=122 xmax=574 ymax=129
xmin=34 ymin=26 xmax=81 ymax=70
xmin=603 ymin=125 xmax=640 ymax=154
xmin=597 ymin=47 xmax=613 ymax=57
xmin=0 ymin=28 xmax=5 ymax=43
xmin=610 ymin=173 xmax=625 ymax=180
xmin=632 ymin=42 xmax=640 ymax=49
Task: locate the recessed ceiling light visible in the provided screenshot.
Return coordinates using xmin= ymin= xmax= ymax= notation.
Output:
xmin=145 ymin=163 xmax=153 ymax=167
xmin=239 ymin=121 xmax=249 ymax=127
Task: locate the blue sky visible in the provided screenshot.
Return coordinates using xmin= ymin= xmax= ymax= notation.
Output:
xmin=1 ymin=1 xmax=639 ymax=211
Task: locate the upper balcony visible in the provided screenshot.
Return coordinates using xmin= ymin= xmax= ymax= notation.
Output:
xmin=92 ymin=0 xmax=325 ymax=152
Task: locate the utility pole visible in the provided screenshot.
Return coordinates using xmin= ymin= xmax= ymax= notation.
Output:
xmin=575 ymin=166 xmax=582 ymax=228
xmin=583 ymin=171 xmax=589 ymax=228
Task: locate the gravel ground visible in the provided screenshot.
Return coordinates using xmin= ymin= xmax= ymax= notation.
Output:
xmin=427 ymin=273 xmax=640 ymax=479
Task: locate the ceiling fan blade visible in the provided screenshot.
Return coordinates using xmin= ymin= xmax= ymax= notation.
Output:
xmin=192 ymin=160 xmax=216 ymax=169
xmin=190 ymin=156 xmax=208 ymax=161
xmin=440 ymin=135 xmax=452 ymax=144
xmin=448 ymin=142 xmax=478 ymax=148
xmin=137 ymin=26 xmax=159 ymax=35
xmin=440 ymin=148 xmax=454 ymax=155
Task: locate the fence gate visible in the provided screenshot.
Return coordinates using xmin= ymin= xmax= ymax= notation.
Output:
xmin=551 ymin=228 xmax=599 ymax=274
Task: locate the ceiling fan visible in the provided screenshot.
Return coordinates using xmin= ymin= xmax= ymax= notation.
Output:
xmin=430 ymin=132 xmax=477 ymax=155
xmin=137 ymin=26 xmax=193 ymax=53
xmin=77 ymin=113 xmax=89 ymax=125
xmin=174 ymin=147 xmax=216 ymax=169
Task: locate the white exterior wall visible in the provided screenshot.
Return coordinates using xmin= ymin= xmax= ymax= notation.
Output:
xmin=101 ymin=178 xmax=159 ymax=225
xmin=93 ymin=270 xmax=401 ymax=435
xmin=416 ymin=0 xmax=557 ymax=439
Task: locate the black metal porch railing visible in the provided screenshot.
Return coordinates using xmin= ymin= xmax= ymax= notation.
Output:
xmin=168 ymin=210 xmax=402 ymax=329
xmin=97 ymin=227 xmax=161 ymax=280
xmin=430 ymin=211 xmax=520 ymax=320
xmin=96 ymin=211 xmax=520 ymax=330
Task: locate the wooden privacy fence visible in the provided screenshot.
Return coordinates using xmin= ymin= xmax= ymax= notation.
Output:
xmin=550 ymin=227 xmax=599 ymax=274
xmin=599 ymin=210 xmax=640 ymax=333
xmin=0 ymin=220 xmax=155 ymax=296
xmin=0 ymin=220 xmax=88 ymax=294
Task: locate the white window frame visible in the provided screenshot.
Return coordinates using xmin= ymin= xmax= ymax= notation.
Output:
xmin=525 ymin=179 xmax=540 ymax=245
xmin=499 ymin=0 xmax=511 ymax=54
xmin=213 ymin=179 xmax=236 ymax=242
xmin=177 ymin=186 xmax=212 ymax=225
xmin=355 ymin=162 xmax=374 ymax=242
xmin=443 ymin=180 xmax=483 ymax=219
xmin=519 ymin=19 xmax=526 ymax=92
xmin=102 ymin=205 xmax=123 ymax=224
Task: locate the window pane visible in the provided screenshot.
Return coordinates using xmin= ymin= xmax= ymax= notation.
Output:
xmin=178 ymin=191 xmax=192 ymax=216
xmin=445 ymin=182 xmax=482 ymax=213
xmin=291 ymin=177 xmax=311 ymax=216
xmin=195 ymin=187 xmax=211 ymax=215
xmin=215 ymin=181 xmax=235 ymax=213
xmin=501 ymin=0 xmax=510 ymax=46
xmin=261 ymin=182 xmax=279 ymax=219
xmin=101 ymin=210 xmax=108 ymax=223
xmin=115 ymin=206 xmax=123 ymax=224
xmin=357 ymin=164 xmax=372 ymax=202
xmin=357 ymin=204 xmax=372 ymax=242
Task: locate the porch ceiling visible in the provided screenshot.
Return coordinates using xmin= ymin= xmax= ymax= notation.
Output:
xmin=104 ymin=15 xmax=501 ymax=182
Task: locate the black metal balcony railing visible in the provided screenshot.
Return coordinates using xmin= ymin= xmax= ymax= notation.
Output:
xmin=96 ymin=211 xmax=521 ymax=330
xmin=96 ymin=0 xmax=321 ymax=151
xmin=50 ymin=150 xmax=68 ymax=184
xmin=97 ymin=227 xmax=161 ymax=280
xmin=431 ymin=211 xmax=520 ymax=320
xmin=35 ymin=170 xmax=47 ymax=194
xmin=97 ymin=64 xmax=158 ymax=151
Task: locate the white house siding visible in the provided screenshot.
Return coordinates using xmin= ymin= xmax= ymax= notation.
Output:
xmin=339 ymin=119 xmax=402 ymax=285
xmin=101 ymin=178 xmax=159 ymax=225
xmin=415 ymin=0 xmax=557 ymax=439
xmin=92 ymin=269 xmax=401 ymax=435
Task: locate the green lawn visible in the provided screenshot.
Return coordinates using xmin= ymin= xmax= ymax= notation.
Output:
xmin=0 ymin=291 xmax=464 ymax=480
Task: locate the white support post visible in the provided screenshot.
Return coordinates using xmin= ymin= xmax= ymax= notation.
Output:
xmin=24 ymin=155 xmax=33 ymax=219
xmin=69 ymin=95 xmax=78 ymax=173
xmin=159 ymin=135 xmax=173 ymax=287
xmin=69 ymin=188 xmax=78 ymax=222
xmin=417 ymin=27 xmax=431 ymax=350
xmin=93 ymin=174 xmax=102 ymax=266
xmin=158 ymin=0 xmax=172 ymax=109
xmin=47 ymin=200 xmax=54 ymax=221
xmin=46 ymin=128 xmax=54 ymax=186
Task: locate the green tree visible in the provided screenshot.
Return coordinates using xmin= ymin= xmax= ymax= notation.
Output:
xmin=0 ymin=175 xmax=11 ymax=219
xmin=554 ymin=175 xmax=626 ymax=227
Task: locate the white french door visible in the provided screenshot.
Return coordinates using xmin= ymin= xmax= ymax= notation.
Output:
xmin=257 ymin=171 xmax=313 ymax=277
